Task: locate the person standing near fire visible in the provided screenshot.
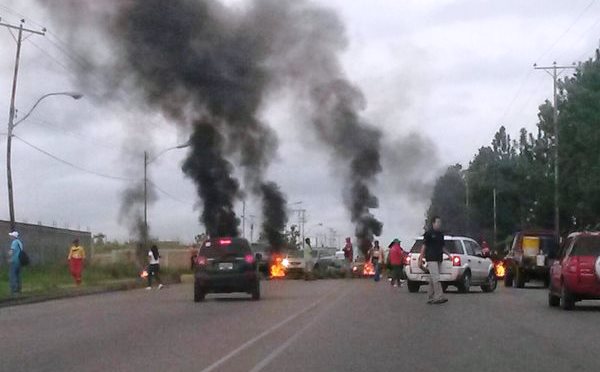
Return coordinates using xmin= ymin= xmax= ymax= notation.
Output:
xmin=369 ymin=240 xmax=384 ymax=282
xmin=147 ymin=245 xmax=164 ymax=290
xmin=388 ymin=238 xmax=406 ymax=287
xmin=343 ymin=237 xmax=353 ymax=263
xmin=67 ymin=239 xmax=86 ymax=285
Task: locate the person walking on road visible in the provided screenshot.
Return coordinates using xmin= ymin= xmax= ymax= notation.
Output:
xmin=369 ymin=240 xmax=384 ymax=282
xmin=388 ymin=238 xmax=406 ymax=288
xmin=67 ymin=239 xmax=86 ymax=285
xmin=421 ymin=216 xmax=452 ymax=304
xmin=8 ymin=231 xmax=23 ymax=295
xmin=146 ymin=245 xmax=164 ymax=290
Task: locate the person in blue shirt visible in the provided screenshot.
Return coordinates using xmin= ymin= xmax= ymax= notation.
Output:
xmin=8 ymin=231 xmax=23 ymax=295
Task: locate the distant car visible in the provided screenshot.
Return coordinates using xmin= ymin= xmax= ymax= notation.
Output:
xmin=405 ymin=236 xmax=497 ymax=293
xmin=504 ymin=230 xmax=559 ymax=288
xmin=282 ymin=249 xmax=309 ymax=278
xmin=549 ymin=232 xmax=600 ymax=310
xmin=194 ymin=237 xmax=260 ymax=302
xmin=313 ymin=253 xmax=346 ymax=278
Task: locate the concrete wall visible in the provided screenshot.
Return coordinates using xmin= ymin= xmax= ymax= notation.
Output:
xmin=92 ymin=248 xmax=193 ymax=270
xmin=0 ymin=221 xmax=92 ymax=266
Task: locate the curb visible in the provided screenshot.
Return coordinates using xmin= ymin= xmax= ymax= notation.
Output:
xmin=0 ymin=275 xmax=182 ymax=309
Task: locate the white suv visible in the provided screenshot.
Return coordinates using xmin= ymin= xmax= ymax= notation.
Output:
xmin=405 ymin=235 xmax=497 ymax=293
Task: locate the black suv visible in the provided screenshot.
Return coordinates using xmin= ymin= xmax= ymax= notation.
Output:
xmin=194 ymin=237 xmax=260 ymax=302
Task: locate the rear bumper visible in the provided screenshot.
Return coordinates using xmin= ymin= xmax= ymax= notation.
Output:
xmin=405 ymin=266 xmax=463 ymax=283
xmin=195 ymin=271 xmax=258 ymax=293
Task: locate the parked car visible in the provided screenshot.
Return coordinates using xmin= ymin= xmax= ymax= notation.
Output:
xmin=504 ymin=230 xmax=559 ymax=288
xmin=282 ymin=249 xmax=309 ymax=278
xmin=548 ymin=232 xmax=600 ymax=310
xmin=405 ymin=236 xmax=497 ymax=293
xmin=194 ymin=237 xmax=260 ymax=302
xmin=313 ymin=253 xmax=346 ymax=278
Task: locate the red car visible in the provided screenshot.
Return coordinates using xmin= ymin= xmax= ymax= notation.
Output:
xmin=549 ymin=232 xmax=600 ymax=310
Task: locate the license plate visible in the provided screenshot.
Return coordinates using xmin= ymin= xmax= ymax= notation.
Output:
xmin=219 ymin=263 xmax=234 ymax=270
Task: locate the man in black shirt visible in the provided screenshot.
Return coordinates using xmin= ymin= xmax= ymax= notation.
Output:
xmin=421 ymin=216 xmax=452 ymax=304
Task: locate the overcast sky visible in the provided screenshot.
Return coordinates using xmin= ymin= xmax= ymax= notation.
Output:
xmin=0 ymin=0 xmax=598 ymax=247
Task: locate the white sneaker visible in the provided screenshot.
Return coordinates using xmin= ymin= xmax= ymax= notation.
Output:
xmin=158 ymin=284 xmax=164 ymax=290
xmin=145 ymin=287 xmax=152 ymax=290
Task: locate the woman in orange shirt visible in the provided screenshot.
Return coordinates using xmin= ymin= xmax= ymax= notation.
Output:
xmin=68 ymin=239 xmax=86 ymax=285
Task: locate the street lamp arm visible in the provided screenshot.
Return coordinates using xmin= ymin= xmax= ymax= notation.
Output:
xmin=13 ymin=92 xmax=83 ymax=129
xmin=146 ymin=140 xmax=191 ymax=165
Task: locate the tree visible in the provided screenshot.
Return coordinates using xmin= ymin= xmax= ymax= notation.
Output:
xmin=426 ymin=164 xmax=468 ymax=235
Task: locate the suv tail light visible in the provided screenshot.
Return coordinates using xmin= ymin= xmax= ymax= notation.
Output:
xmin=452 ymin=255 xmax=461 ymax=267
xmin=196 ymin=255 xmax=207 ymax=266
xmin=244 ymin=254 xmax=255 ymax=264
xmin=567 ymin=257 xmax=579 ymax=273
xmin=404 ymin=256 xmax=410 ymax=266
xmin=219 ymin=239 xmax=232 ymax=245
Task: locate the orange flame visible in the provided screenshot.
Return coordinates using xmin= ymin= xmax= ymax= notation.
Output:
xmin=140 ymin=270 xmax=149 ymax=278
xmin=270 ymin=255 xmax=286 ymax=279
xmin=363 ymin=262 xmax=375 ymax=276
xmin=495 ymin=261 xmax=505 ymax=278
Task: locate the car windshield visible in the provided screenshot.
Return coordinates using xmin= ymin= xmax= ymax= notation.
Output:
xmin=287 ymin=250 xmax=304 ymax=258
xmin=571 ymin=236 xmax=600 ymax=257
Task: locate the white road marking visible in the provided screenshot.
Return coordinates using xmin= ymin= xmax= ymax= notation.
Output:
xmin=248 ymin=286 xmax=351 ymax=372
xmin=199 ymin=283 xmax=343 ymax=372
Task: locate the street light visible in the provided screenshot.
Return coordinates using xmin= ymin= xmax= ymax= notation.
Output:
xmin=143 ymin=141 xmax=191 ymax=243
xmin=6 ymin=91 xmax=83 ymax=230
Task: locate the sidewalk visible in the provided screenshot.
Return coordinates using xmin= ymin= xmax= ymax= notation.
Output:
xmin=0 ymin=276 xmax=182 ymax=308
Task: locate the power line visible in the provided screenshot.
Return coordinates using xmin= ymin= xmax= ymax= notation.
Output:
xmin=535 ymin=0 xmax=597 ymax=64
xmin=13 ymin=134 xmax=135 ymax=182
xmin=148 ymin=180 xmax=192 ymax=205
xmin=26 ymin=117 xmax=121 ymax=151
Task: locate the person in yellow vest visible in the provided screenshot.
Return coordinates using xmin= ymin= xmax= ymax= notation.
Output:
xmin=67 ymin=239 xmax=86 ymax=285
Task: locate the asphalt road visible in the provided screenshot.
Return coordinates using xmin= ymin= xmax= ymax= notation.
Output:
xmin=1 ymin=278 xmax=599 ymax=372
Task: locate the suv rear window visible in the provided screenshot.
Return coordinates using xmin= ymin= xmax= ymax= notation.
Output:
xmin=200 ymin=239 xmax=251 ymax=258
xmin=410 ymin=239 xmax=463 ymax=254
xmin=571 ymin=236 xmax=600 ymax=257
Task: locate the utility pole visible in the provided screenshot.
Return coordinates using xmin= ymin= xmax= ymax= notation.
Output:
xmin=534 ymin=62 xmax=576 ymax=245
xmin=242 ymin=200 xmax=246 ymax=239
xmin=2 ymin=19 xmax=45 ymax=230
xmin=143 ymin=151 xmax=148 ymax=245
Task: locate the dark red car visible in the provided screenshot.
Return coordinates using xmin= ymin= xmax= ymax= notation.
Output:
xmin=549 ymin=232 xmax=600 ymax=310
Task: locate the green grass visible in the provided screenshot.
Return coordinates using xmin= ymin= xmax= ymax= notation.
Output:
xmin=0 ymin=263 xmax=145 ymax=300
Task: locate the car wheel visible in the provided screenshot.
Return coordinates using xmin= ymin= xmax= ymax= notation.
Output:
xmin=560 ymin=286 xmax=575 ymax=311
xmin=441 ymin=283 xmax=448 ymax=293
xmin=504 ymin=269 xmax=514 ymax=287
xmin=482 ymin=272 xmax=498 ymax=293
xmin=515 ymin=267 xmax=526 ymax=288
xmin=251 ymin=281 xmax=261 ymax=301
xmin=194 ymin=284 xmax=206 ymax=303
xmin=457 ymin=271 xmax=471 ymax=293
xmin=407 ymin=280 xmax=420 ymax=293
xmin=548 ymin=292 xmax=560 ymax=307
